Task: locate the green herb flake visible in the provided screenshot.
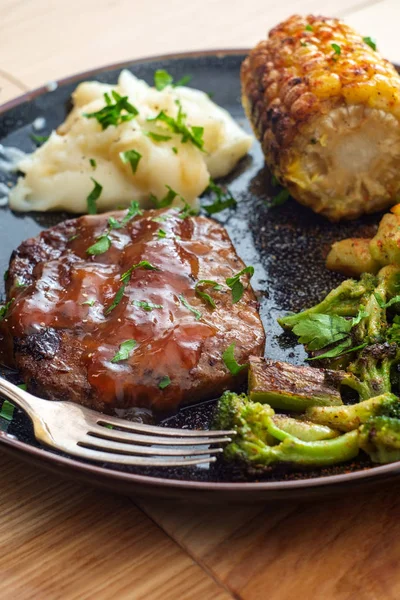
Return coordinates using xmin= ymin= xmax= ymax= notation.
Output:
xmin=222 ymin=343 xmax=248 ymax=376
xmin=0 ymin=298 xmax=14 ymax=320
xmin=0 ymin=400 xmax=15 ymax=421
xmin=89 ymin=158 xmax=97 ymax=168
xmin=271 ymin=188 xmax=290 ymax=207
xmin=195 ymin=279 xmax=222 ymax=308
xmin=111 ymin=339 xmax=137 ymax=363
xmin=159 ymin=375 xmax=171 ymax=389
xmin=172 ymin=147 xmax=178 ymax=154
xmin=86 ymin=234 xmax=111 ymax=256
xmin=145 ymin=131 xmax=172 ymax=142
xmin=293 ymin=314 xmax=353 ymax=351
xmin=150 ymin=185 xmax=179 ymax=209
xmin=179 ymin=294 xmax=202 ymax=320
xmin=18 ymin=383 xmax=27 ymax=391
xmin=202 ymin=179 xmax=236 ymax=215
xmin=147 ymin=100 xmax=204 ymax=150
xmin=157 ymin=228 xmax=167 ymax=239
xmin=84 ymin=91 xmax=139 ymax=129
xmin=363 ymin=36 xmax=377 ymax=51
xmin=121 ymin=260 xmax=159 ymax=284
xmin=305 ymin=24 xmax=313 ymax=31
xmin=154 ymin=69 xmax=192 ymax=91
xmin=82 ymin=299 xmax=95 ymax=307
xmin=87 ymin=178 xmax=102 ymax=214
xmin=226 ymin=266 xmax=254 ymax=304
xmin=104 ymin=284 xmax=127 ymax=315
xmin=154 ymin=69 xmax=174 ymax=91
xmin=178 ymin=201 xmax=197 ymax=220
xmin=119 ymin=201 xmax=143 ymax=227
xmin=331 ymin=43 xmax=341 ymax=56
xmin=3 ymin=270 xmax=9 ymax=282
xmin=119 ymin=149 xmax=142 ymax=174
xmin=30 ymin=134 xmax=49 ymax=145
xmin=133 ymin=300 xmax=163 ymax=311
xmin=152 ymin=214 xmax=170 ymax=223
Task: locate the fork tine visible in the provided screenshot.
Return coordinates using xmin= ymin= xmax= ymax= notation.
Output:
xmin=81 ymin=436 xmax=224 ymax=456
xmin=96 ymin=417 xmax=235 ymax=437
xmin=66 ymin=445 xmax=217 ymax=467
xmin=88 ymin=425 xmax=232 ymax=446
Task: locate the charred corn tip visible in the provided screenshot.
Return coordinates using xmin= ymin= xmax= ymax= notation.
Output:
xmin=242 ymin=15 xmax=400 ymax=221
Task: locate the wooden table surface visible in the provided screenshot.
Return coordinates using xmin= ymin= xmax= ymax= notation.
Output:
xmin=1 ymin=1 xmax=400 ymax=598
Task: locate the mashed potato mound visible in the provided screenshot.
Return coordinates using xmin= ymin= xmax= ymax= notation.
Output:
xmin=10 ymin=70 xmax=252 ymax=213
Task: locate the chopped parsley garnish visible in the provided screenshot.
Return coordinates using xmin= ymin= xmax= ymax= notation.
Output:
xmin=84 ymin=91 xmax=138 ymax=129
xmin=159 ymin=375 xmax=171 ymax=389
xmin=145 ymin=131 xmax=172 ymax=142
xmin=15 ymin=281 xmax=27 ymax=288
xmin=3 ymin=270 xmax=8 ymax=282
xmin=87 ymin=201 xmax=142 ymax=255
xmin=89 ymin=158 xmax=97 ymax=168
xmin=172 ymin=147 xmax=178 ymax=154
xmin=82 ymin=299 xmax=95 ymax=306
xmin=154 ymin=69 xmax=192 ymax=91
xmin=178 ymin=201 xmax=197 ymax=219
xmin=87 ymin=234 xmax=111 ymax=256
xmin=331 ymin=43 xmax=341 ymax=56
xmin=104 ymin=285 xmax=126 ymax=315
xmin=69 ymin=234 xmax=80 ymax=242
xmin=150 ymin=185 xmax=179 ymax=208
xmin=179 ymin=294 xmax=202 ymax=320
xmin=0 ymin=400 xmax=15 ymax=421
xmin=30 ymin=134 xmax=49 ymax=145
xmin=363 ymin=36 xmax=377 ymax=51
xmin=18 ymin=383 xmax=27 ymax=391
xmin=118 ymin=200 xmax=143 ymax=227
xmin=0 ymin=298 xmax=14 ymax=320
xmin=121 ymin=260 xmax=159 ymax=284
xmin=86 ymin=178 xmax=102 ymax=214
xmin=305 ymin=24 xmax=313 ymax=31
xmin=133 ymin=300 xmax=163 ymax=311
xmin=157 ymin=228 xmax=167 ymax=239
xmin=222 ymin=343 xmax=248 ymax=376
xmin=119 ymin=149 xmax=142 ymax=174
xmin=147 ymin=100 xmax=204 ymax=150
xmin=152 ymin=214 xmax=170 ymax=223
xmin=195 ymin=279 xmax=222 ymax=308
xmin=202 ymin=179 xmax=236 ymax=214
xmin=271 ymin=188 xmax=290 ymax=207
xmin=111 ymin=339 xmax=137 ymax=363
xmin=292 ymin=309 xmax=368 ymax=360
xmin=226 ymin=266 xmax=254 ymax=303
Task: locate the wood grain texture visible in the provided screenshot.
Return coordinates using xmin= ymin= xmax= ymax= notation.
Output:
xmin=0 ymin=453 xmax=231 ymax=600
xmin=0 ymin=0 xmax=382 ymax=91
xmin=139 ymin=486 xmax=400 ymax=600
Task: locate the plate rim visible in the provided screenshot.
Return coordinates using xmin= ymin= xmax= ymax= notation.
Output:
xmin=1 ymin=47 xmax=399 ymax=495
xmin=0 ymin=48 xmax=250 ymax=115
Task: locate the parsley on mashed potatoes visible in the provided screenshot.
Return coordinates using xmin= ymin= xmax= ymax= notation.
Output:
xmin=9 ymin=70 xmax=252 ymax=213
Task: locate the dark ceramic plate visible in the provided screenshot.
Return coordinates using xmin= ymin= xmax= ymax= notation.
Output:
xmin=1 ymin=50 xmax=399 ymax=502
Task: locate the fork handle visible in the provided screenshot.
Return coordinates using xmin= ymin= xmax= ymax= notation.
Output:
xmin=0 ymin=377 xmax=42 ymax=421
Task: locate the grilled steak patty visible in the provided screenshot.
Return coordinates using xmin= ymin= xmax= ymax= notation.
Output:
xmin=0 ymin=208 xmax=265 ymax=413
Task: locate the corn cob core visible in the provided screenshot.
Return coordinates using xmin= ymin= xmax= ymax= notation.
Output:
xmin=241 ymin=15 xmax=400 ymax=221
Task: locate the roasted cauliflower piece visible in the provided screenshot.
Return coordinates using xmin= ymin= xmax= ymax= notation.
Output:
xmin=241 ymin=15 xmax=400 ymax=221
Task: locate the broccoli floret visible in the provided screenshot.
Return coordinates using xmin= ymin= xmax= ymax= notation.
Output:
xmin=213 ymin=392 xmax=359 ymax=469
xmin=278 ymin=274 xmax=377 ymax=330
xmin=306 ymin=392 xmax=399 ymax=431
xmin=359 ymin=417 xmax=400 ymax=463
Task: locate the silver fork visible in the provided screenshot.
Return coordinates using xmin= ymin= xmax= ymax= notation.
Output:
xmin=0 ymin=378 xmax=235 ymax=467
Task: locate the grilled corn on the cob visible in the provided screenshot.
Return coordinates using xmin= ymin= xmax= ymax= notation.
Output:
xmin=241 ymin=15 xmax=400 ymax=221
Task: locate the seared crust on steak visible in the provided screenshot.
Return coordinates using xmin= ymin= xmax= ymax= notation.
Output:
xmin=1 ymin=208 xmax=265 ymax=413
